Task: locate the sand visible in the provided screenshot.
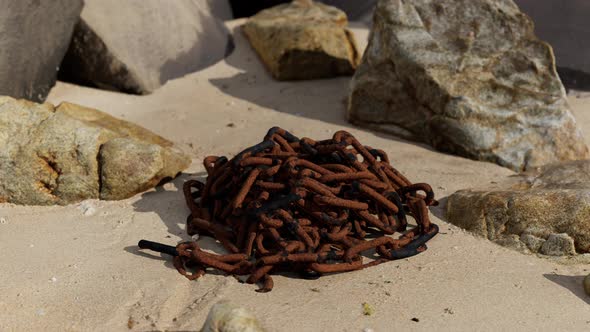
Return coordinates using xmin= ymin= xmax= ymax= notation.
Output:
xmin=1 ymin=21 xmax=590 ymax=332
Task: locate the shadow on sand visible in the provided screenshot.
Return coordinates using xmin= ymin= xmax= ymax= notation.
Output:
xmin=543 ymin=274 xmax=590 ymax=305
xmin=209 ymin=24 xmax=436 ymax=153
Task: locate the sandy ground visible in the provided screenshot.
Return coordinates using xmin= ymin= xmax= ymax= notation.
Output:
xmin=2 ymin=21 xmax=590 ymax=332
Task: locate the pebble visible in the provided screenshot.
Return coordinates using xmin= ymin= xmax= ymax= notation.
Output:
xmin=0 ymin=217 xmax=7 ymax=224
xmin=49 ymin=277 xmax=57 ymax=283
xmin=79 ymin=201 xmax=97 ymax=216
xmin=584 ymin=274 xmax=590 ymax=296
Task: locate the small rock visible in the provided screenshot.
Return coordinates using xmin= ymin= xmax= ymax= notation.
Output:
xmin=495 ymin=234 xmax=528 ymax=253
xmin=242 ymin=1 xmax=360 ymax=80
xmin=49 ymin=277 xmax=57 ymax=283
xmin=79 ymin=201 xmax=97 ymax=216
xmin=411 ymin=318 xmax=419 ymax=322
xmin=0 ymin=217 xmax=7 ymax=224
xmin=447 ymin=160 xmax=590 ymax=255
xmin=539 ymin=234 xmax=576 ymax=256
xmin=201 ymin=300 xmax=265 ymax=332
xmin=520 ymin=233 xmax=546 ymax=253
xmin=362 ymin=302 xmax=374 ymax=316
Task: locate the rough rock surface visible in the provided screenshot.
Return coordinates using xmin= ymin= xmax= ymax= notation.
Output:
xmin=0 ymin=0 xmax=83 ymax=102
xmin=58 ymin=0 xmax=230 ymax=94
xmin=0 ymin=97 xmax=190 ymax=205
xmin=242 ymin=0 xmax=360 ymax=80
xmin=515 ymin=0 xmax=590 ymax=90
xmin=446 ymin=160 xmax=590 ymax=256
xmin=201 ymin=301 xmax=265 ymax=332
xmin=348 ymin=0 xmax=589 ymax=171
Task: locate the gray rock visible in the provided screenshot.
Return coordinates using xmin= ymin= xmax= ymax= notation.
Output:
xmin=515 ymin=0 xmax=590 ymax=90
xmin=59 ymin=0 xmax=230 ymax=94
xmin=520 ymin=233 xmax=546 ymax=253
xmin=446 ymin=160 xmax=590 ymax=255
xmin=0 ymin=97 xmax=190 ymax=205
xmin=539 ymin=234 xmax=576 ymax=256
xmin=242 ymin=1 xmax=360 ymax=81
xmin=0 ymin=0 xmax=83 ymax=102
xmin=348 ymin=0 xmax=589 ymax=172
xmin=495 ymin=234 xmax=529 ymax=253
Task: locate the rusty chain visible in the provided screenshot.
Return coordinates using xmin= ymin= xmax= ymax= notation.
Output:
xmin=139 ymin=127 xmax=438 ymax=292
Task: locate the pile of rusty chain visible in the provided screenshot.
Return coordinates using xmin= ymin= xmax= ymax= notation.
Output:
xmin=142 ymin=127 xmax=438 ymax=292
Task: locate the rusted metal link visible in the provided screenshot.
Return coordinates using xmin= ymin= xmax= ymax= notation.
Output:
xmin=139 ymin=127 xmax=439 ymax=292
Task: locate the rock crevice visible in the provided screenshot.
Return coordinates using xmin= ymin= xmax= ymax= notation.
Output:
xmin=0 ymin=97 xmax=190 ymax=205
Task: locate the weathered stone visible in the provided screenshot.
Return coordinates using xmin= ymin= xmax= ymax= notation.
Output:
xmin=515 ymin=0 xmax=590 ymax=90
xmin=201 ymin=301 xmax=265 ymax=332
xmin=446 ymin=160 xmax=590 ymax=255
xmin=496 ymin=234 xmax=529 ymax=253
xmin=520 ymin=233 xmax=545 ymax=253
xmin=99 ymin=138 xmax=189 ymax=201
xmin=348 ymin=0 xmax=589 ymax=171
xmin=0 ymin=97 xmax=190 ymax=205
xmin=242 ymin=0 xmax=360 ymax=80
xmin=0 ymin=0 xmax=83 ymax=102
xmin=539 ymin=233 xmax=576 ymax=256
xmin=58 ymin=0 xmax=230 ymax=94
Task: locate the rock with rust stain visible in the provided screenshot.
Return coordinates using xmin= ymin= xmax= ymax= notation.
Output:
xmin=446 ymin=160 xmax=590 ymax=256
xmin=348 ymin=0 xmax=588 ymax=171
xmin=200 ymin=301 xmax=266 ymax=332
xmin=242 ymin=0 xmax=360 ymax=80
xmin=0 ymin=96 xmax=190 ymax=205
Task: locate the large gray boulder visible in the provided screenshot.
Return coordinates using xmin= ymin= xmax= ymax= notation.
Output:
xmin=447 ymin=160 xmax=590 ymax=256
xmin=515 ymin=0 xmax=590 ymax=90
xmin=0 ymin=0 xmax=83 ymax=102
xmin=0 ymin=97 xmax=191 ymax=205
xmin=348 ymin=0 xmax=589 ymax=172
xmin=59 ymin=0 xmax=231 ymax=94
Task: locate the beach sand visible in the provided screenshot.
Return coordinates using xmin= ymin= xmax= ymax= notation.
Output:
xmin=1 ymin=21 xmax=589 ymax=331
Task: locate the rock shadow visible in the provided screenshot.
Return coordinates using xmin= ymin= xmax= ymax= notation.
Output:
xmin=429 ymin=196 xmax=449 ymax=223
xmin=543 ymin=273 xmax=590 ymax=305
xmin=209 ymin=24 xmax=435 ymax=152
